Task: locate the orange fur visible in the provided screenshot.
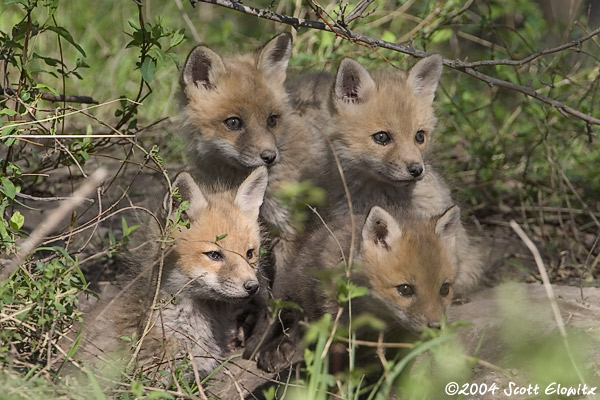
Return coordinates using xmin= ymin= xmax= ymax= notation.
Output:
xmin=360 ymin=215 xmax=457 ymax=331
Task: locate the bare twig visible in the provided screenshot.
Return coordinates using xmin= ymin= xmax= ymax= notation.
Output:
xmin=344 ymin=0 xmax=376 ymax=25
xmin=14 ymin=191 xmax=95 ymax=203
xmin=189 ymin=0 xmax=600 ymax=129
xmin=1 ymin=168 xmax=107 ymax=280
xmin=189 ymin=350 xmax=210 ymax=400
xmin=0 ymin=86 xmax=98 ymax=104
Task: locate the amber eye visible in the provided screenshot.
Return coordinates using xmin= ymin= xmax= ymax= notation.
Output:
xmin=396 ymin=284 xmax=414 ymax=297
xmin=267 ymin=114 xmax=278 ymax=128
xmin=415 ymin=130 xmax=425 ymax=144
xmin=246 ymin=249 xmax=254 ymax=260
xmin=440 ymin=283 xmax=450 ymax=297
xmin=204 ymin=251 xmax=224 ymax=261
xmin=224 ymin=117 xmax=243 ymax=130
xmin=372 ymin=131 xmax=391 ymax=145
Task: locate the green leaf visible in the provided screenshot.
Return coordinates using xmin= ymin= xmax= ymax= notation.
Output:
xmin=0 ymin=109 xmax=17 ymax=117
xmin=145 ymin=390 xmax=175 ymax=400
xmin=9 ymin=211 xmax=24 ymax=230
xmin=215 ymin=233 xmax=228 ymax=242
xmin=121 ymin=217 xmax=139 ymax=238
xmin=46 ymin=26 xmax=87 ymax=57
xmin=1 ymin=177 xmax=16 ymax=200
xmin=131 ymin=380 xmax=144 ymax=397
xmin=381 ymin=30 xmax=396 ymax=43
xmin=430 ymin=28 xmax=453 ymax=44
xmin=337 ymin=280 xmax=369 ymax=303
xmin=141 ymin=57 xmax=156 ymax=82
xmin=145 ymin=391 xmax=174 ymax=400
xmin=34 ymin=83 xmax=59 ymax=95
xmin=170 ymin=29 xmax=186 ymax=47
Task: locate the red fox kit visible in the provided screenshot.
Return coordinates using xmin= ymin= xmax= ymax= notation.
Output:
xmin=77 ymin=167 xmax=268 ymax=378
xmin=286 ymin=56 xmax=482 ymax=296
xmin=254 ymin=204 xmax=461 ymax=372
xmin=180 ymin=33 xmax=328 ymax=236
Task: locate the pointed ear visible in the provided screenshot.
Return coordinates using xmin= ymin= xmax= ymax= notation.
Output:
xmin=407 ymin=54 xmax=442 ymax=101
xmin=180 ymin=45 xmax=226 ymax=90
xmin=257 ymin=33 xmax=292 ymax=86
xmin=235 ymin=166 xmax=269 ymax=220
xmin=362 ymin=206 xmax=402 ymax=251
xmin=435 ymin=205 xmax=460 ymax=245
xmin=164 ymin=172 xmax=208 ymax=222
xmin=334 ymin=58 xmax=376 ymax=104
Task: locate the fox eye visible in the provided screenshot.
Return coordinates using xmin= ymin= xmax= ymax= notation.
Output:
xmin=224 ymin=117 xmax=243 ymax=131
xmin=267 ymin=114 xmax=278 ymax=128
xmin=415 ymin=130 xmax=425 ymax=144
xmin=204 ymin=251 xmax=224 ymax=261
xmin=372 ymin=131 xmax=391 ymax=145
xmin=396 ymin=284 xmax=414 ymax=297
xmin=440 ymin=283 xmax=450 ymax=297
xmin=246 ymin=249 xmax=254 ymax=260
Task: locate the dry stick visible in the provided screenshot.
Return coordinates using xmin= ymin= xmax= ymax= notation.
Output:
xmin=189 ymin=0 xmax=600 ymax=129
xmin=188 ymin=350 xmax=210 ymax=400
xmin=308 ymin=205 xmax=347 ymax=267
xmin=509 ymin=220 xmax=588 ymax=386
xmin=224 ymin=369 xmax=245 ymax=400
xmin=0 ymin=87 xmax=98 ymax=104
xmin=1 ymin=168 xmax=107 ymax=280
xmin=14 ymin=191 xmax=95 ymax=203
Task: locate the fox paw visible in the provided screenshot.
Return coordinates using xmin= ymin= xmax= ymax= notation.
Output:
xmin=256 ymin=337 xmax=296 ymax=373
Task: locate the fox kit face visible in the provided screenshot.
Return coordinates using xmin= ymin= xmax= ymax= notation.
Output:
xmin=331 ymin=56 xmax=442 ymax=183
xmin=181 ymin=34 xmax=293 ymax=170
xmin=165 ymin=167 xmax=268 ymax=301
xmin=359 ymin=205 xmax=460 ymax=332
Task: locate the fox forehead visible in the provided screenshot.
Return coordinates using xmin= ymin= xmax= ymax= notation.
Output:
xmin=173 ymin=197 xmax=261 ymax=255
xmin=336 ymin=75 xmax=437 ymax=135
xmin=364 ymin=228 xmax=455 ymax=288
xmin=186 ymin=57 xmax=287 ymax=120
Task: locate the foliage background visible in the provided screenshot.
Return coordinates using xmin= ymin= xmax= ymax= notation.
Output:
xmin=0 ymin=0 xmax=598 ymax=398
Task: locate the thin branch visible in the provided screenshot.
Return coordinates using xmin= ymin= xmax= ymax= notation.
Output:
xmin=189 ymin=0 xmax=600 ymax=129
xmin=0 ymin=87 xmax=98 ymax=104
xmin=14 ymin=191 xmax=95 ymax=203
xmin=344 ymin=0 xmax=376 ymax=25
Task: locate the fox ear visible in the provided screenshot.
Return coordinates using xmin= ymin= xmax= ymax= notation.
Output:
xmin=435 ymin=205 xmax=460 ymax=247
xmin=181 ymin=45 xmax=226 ymax=90
xmin=334 ymin=58 xmax=376 ymax=104
xmin=407 ymin=54 xmax=442 ymax=102
xmin=235 ymin=166 xmax=269 ymax=220
xmin=257 ymin=33 xmax=292 ymax=86
xmin=362 ymin=206 xmax=402 ymax=251
xmin=164 ymin=172 xmax=208 ymax=223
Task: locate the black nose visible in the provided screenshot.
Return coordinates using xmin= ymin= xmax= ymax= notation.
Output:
xmin=407 ymin=163 xmax=423 ymax=178
xmin=244 ymin=281 xmax=259 ymax=295
xmin=260 ymin=150 xmax=277 ymax=165
xmin=427 ymin=321 xmax=441 ymax=329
